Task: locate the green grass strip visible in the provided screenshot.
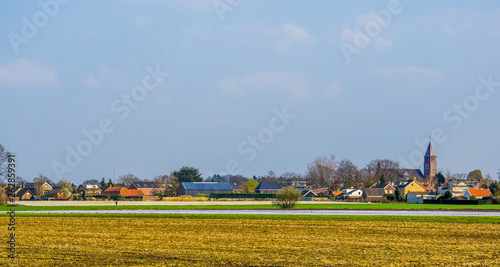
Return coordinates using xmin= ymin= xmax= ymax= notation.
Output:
xmin=1 ymin=212 xmax=499 ymax=224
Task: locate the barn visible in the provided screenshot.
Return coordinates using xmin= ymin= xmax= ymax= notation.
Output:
xmin=178 ymin=182 xmax=234 ymax=196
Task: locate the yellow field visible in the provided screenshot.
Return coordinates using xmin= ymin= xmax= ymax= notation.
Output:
xmin=1 ymin=217 xmax=499 ymax=266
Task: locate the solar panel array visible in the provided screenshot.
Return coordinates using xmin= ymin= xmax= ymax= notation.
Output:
xmin=182 ymin=182 xmax=233 ymax=190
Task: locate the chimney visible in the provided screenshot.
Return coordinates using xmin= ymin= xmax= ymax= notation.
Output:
xmin=22 ymin=182 xmax=26 ymax=188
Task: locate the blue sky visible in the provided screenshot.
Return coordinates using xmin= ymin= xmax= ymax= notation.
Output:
xmin=1 ymin=0 xmax=499 ymax=183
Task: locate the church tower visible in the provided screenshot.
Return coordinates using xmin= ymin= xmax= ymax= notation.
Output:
xmin=423 ymin=140 xmax=437 ymax=182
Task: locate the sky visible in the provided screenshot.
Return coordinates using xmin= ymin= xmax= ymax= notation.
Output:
xmin=1 ymin=0 xmax=499 ymax=184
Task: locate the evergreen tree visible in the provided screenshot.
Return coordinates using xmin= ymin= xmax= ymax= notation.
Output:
xmin=100 ymin=177 xmax=106 ymax=187
xmin=379 ymin=174 xmax=386 ymax=184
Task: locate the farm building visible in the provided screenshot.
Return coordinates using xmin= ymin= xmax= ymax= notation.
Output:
xmin=128 ymin=181 xmax=157 ymax=196
xmin=178 ymin=182 xmax=234 ymax=196
xmin=255 ymin=182 xmax=281 ymax=194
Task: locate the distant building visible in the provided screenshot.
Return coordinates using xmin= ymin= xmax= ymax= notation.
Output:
xmin=423 ymin=140 xmax=437 ymax=181
xmin=77 ymin=184 xmax=101 ymax=195
xmin=363 ymin=188 xmax=386 ymax=201
xmin=128 ymin=181 xmax=157 ymax=196
xmin=178 ymin=182 xmax=234 ymax=196
xmin=396 ymin=180 xmax=426 ymax=198
xmin=374 ymin=141 xmax=437 ymax=184
xmin=463 ymin=189 xmax=493 ymax=199
xmin=255 ymin=182 xmax=282 ymax=194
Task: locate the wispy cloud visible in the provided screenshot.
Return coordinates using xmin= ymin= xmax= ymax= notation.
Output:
xmin=373 ymin=66 xmax=444 ymax=86
xmin=339 ymin=13 xmax=393 ymax=49
xmin=265 ymin=23 xmax=315 ymax=50
xmin=83 ymin=76 xmax=100 ymax=87
xmin=217 ymin=71 xmax=312 ymax=99
xmin=0 ymin=58 xmax=58 ymax=87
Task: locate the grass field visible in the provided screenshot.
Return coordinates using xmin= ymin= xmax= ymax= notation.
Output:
xmin=3 ymin=212 xmax=500 ymax=224
xmin=1 ymin=216 xmax=499 ymax=266
xmin=3 ymin=202 xmax=500 ymax=211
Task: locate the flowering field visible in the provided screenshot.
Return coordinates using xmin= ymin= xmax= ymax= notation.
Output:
xmin=1 ymin=216 xmax=499 ymax=266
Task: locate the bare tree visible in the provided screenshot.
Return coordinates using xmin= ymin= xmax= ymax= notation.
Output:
xmin=152 ymin=175 xmax=169 ymax=188
xmin=0 ymin=144 xmax=11 ymax=183
xmin=483 ymin=174 xmax=494 ymax=186
xmin=281 ymin=172 xmax=303 ymax=180
xmin=453 ymin=173 xmax=467 ymax=180
xmin=306 ymin=154 xmax=336 ymax=188
xmin=335 ymin=159 xmax=361 ymax=189
xmin=33 ymin=174 xmax=47 ymax=196
xmin=359 ymin=167 xmax=377 ymax=188
xmin=366 ymin=159 xmax=400 ymax=184
xmin=262 ymin=170 xmax=278 ymax=182
xmin=444 ymin=169 xmax=453 ymax=181
xmin=117 ymin=174 xmax=139 ymax=187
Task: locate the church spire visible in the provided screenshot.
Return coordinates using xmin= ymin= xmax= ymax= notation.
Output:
xmin=425 ymin=140 xmax=435 ymax=157
xmin=423 ymin=139 xmax=437 ymax=182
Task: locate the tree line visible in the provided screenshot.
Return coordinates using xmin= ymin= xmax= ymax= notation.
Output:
xmin=1 ymin=144 xmax=499 ymax=196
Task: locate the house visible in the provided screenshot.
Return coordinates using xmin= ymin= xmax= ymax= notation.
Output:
xmin=102 ymin=187 xmax=128 ymax=196
xmin=19 ymin=182 xmax=53 ymax=195
xmin=423 ymin=183 xmax=436 ymax=193
xmin=77 ymin=184 xmax=102 ymax=195
xmin=255 ymin=182 xmax=282 ymax=194
xmin=102 ymin=187 xmax=146 ymax=197
xmin=15 ymin=188 xmax=34 ymax=201
xmin=363 ymin=188 xmax=386 ymax=201
xmin=178 ymin=182 xmax=234 ymax=196
xmin=406 ymin=191 xmax=439 ymax=204
xmin=46 ymin=186 xmax=70 ymax=199
xmin=128 ymin=181 xmax=157 ymax=196
xmin=338 ymin=188 xmax=363 ymax=199
xmin=396 ymin=180 xmax=426 ymax=198
xmin=303 ymin=188 xmax=329 ymax=197
xmin=463 ymin=189 xmax=492 ymax=199
xmin=373 ymin=183 xmax=396 ymax=195
xmin=448 ymin=182 xmax=470 ymax=197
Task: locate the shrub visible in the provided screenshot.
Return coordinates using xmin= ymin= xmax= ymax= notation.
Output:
xmin=273 ymin=187 xmax=301 ymax=209
xmin=469 ymin=196 xmax=477 ymax=200
xmin=443 ymin=190 xmax=453 ymax=200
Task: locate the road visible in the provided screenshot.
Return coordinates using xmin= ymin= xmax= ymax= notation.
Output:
xmin=14 ymin=209 xmax=500 ymax=216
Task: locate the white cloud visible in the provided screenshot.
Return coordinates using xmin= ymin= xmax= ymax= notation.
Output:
xmin=266 ymin=23 xmax=315 ymax=50
xmin=83 ymin=76 xmax=100 ymax=87
xmin=0 ymin=58 xmax=58 ymax=87
xmin=217 ymin=77 xmax=243 ymax=98
xmin=217 ymin=71 xmax=312 ymax=99
xmin=325 ymin=81 xmax=344 ymax=98
xmin=123 ymin=0 xmax=212 ymax=9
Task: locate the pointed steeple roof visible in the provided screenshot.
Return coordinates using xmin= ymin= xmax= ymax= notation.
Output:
xmin=425 ymin=141 xmax=435 ymax=157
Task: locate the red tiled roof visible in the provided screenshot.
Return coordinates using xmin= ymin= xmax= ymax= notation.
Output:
xmin=467 ymin=189 xmax=492 ymax=197
xmin=102 ymin=187 xmax=125 ymax=196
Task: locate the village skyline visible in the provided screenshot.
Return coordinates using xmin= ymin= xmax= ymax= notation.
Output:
xmin=1 ymin=1 xmax=499 ymax=184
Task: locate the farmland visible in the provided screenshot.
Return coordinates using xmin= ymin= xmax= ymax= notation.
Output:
xmin=1 ymin=216 xmax=499 ymax=266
